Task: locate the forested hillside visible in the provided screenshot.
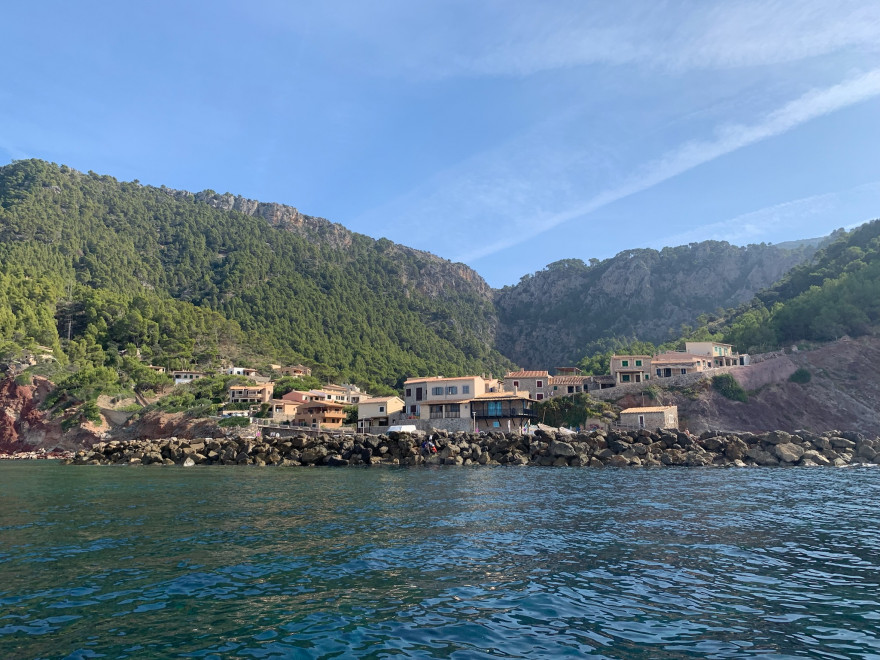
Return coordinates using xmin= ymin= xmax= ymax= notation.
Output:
xmin=494 ymin=241 xmax=821 ymax=368
xmin=0 ymin=159 xmax=512 ymax=392
xmin=719 ymin=219 xmax=880 ymax=352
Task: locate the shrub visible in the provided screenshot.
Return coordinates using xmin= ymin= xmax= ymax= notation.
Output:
xmin=218 ymin=416 xmax=251 ymax=428
xmin=711 ymin=374 xmax=748 ymax=402
xmin=789 ymin=367 xmax=812 ymax=384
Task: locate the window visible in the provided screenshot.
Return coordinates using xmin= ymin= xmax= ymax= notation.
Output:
xmin=681 ymin=368 xmax=687 ymax=374
xmin=567 ymin=386 xmax=574 ymax=393
xmin=378 ymin=406 xmax=385 ymax=413
xmin=621 ymin=374 xmax=631 ymax=382
xmin=622 ymin=360 xmax=629 ymax=367
xmin=487 ymin=401 xmax=502 ymax=416
xmin=430 ymin=405 xmax=444 ymax=419
xmin=446 ymin=386 xmax=458 ymax=395
xmin=432 ymin=386 xmax=443 ymax=396
xmin=410 ymin=405 xmax=417 ymax=414
xmin=536 ymin=393 xmax=544 ymax=400
xmin=405 ymin=388 xmax=411 ymax=397
xmin=536 ymin=380 xmax=543 ymax=388
xmin=445 ymin=404 xmax=460 ymax=418
xmin=553 ymin=385 xmax=558 ymax=390
xmin=513 ymin=380 xmax=519 ymax=388
xmin=635 ymin=360 xmax=642 ymax=366
xmin=462 ymin=385 xmax=470 ymax=394
xmin=656 ymin=369 xmax=662 ymax=377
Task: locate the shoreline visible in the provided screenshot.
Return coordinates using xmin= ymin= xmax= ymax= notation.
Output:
xmin=54 ymin=427 xmax=879 ymax=468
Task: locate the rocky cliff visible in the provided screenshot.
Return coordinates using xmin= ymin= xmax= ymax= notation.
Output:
xmin=613 ymin=336 xmax=880 ymax=436
xmin=494 ymin=241 xmax=820 ymax=368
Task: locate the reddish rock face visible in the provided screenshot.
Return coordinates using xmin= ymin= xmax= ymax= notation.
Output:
xmin=0 ymin=376 xmax=103 ymax=452
xmin=0 ymin=377 xmax=60 ymax=452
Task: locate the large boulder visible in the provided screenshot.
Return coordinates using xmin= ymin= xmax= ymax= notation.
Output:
xmin=775 ymin=443 xmax=805 ymax=464
xmin=549 ymin=440 xmax=577 ymax=458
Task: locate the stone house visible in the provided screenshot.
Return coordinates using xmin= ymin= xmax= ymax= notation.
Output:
xmin=619 ymin=406 xmax=678 ymax=430
xmin=609 ymin=355 xmax=652 ymax=384
xmin=549 ymin=375 xmax=587 ymax=396
xmin=503 ymin=370 xmax=551 ymax=401
xmin=685 ymin=341 xmax=749 ymax=367
xmin=651 ymin=352 xmax=711 ymax=378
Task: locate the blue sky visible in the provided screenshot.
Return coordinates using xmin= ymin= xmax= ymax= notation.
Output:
xmin=3 ymin=1 xmax=879 ymax=287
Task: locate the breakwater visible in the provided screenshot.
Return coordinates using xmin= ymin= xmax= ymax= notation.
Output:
xmin=66 ymin=427 xmax=880 ymax=467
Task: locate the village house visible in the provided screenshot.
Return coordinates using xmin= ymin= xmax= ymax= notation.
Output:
xmin=357 ymin=396 xmax=404 ymax=432
xmin=609 ymin=355 xmax=652 ymax=384
xmin=685 ymin=341 xmax=750 ymax=367
xmin=503 ymin=370 xmax=550 ymax=401
xmin=269 ymin=399 xmax=300 ymax=421
xmin=147 ymin=365 xmax=166 ymax=374
xmin=402 ymin=375 xmax=499 ymax=421
xmin=469 ymin=392 xmax=538 ymax=433
xmin=280 ymin=364 xmax=312 ymax=377
xmin=340 ymin=383 xmax=367 ymax=404
xmin=172 ymin=370 xmax=207 ymax=385
xmin=549 ymin=375 xmax=587 ymax=396
xmin=224 ymin=366 xmax=261 ymax=378
xmin=618 ymin=406 xmax=679 ymax=430
xmin=228 ymin=383 xmax=274 ymax=404
xmin=280 ymin=390 xmax=313 ymax=404
xmin=293 ymin=399 xmax=346 ymax=429
xmin=651 ymin=352 xmax=711 ymax=378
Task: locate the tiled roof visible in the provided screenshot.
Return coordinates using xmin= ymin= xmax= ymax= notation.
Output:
xmin=620 ymin=406 xmax=676 ymax=414
xmin=550 ymin=376 xmax=586 ymax=385
xmin=504 ymin=370 xmax=550 ymax=378
xmin=358 ymin=396 xmax=401 ymax=404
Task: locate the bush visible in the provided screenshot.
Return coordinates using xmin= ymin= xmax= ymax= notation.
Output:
xmin=218 ymin=416 xmax=251 ymax=428
xmin=789 ymin=367 xmax=812 ymax=384
xmin=712 ymin=374 xmax=748 ymax=402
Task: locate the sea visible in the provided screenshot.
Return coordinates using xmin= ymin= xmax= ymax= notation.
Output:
xmin=0 ymin=463 xmax=878 ymax=659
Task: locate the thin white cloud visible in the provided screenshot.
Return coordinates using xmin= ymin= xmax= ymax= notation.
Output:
xmin=242 ymin=1 xmax=880 ymax=79
xmin=455 ymin=67 xmax=880 ymax=262
xmin=655 ymin=181 xmax=880 ymax=247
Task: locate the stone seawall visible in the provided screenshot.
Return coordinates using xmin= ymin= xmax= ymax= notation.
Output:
xmin=66 ymin=427 xmax=880 ymax=468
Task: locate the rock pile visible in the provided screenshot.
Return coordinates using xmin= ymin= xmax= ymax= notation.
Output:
xmin=64 ymin=428 xmax=880 ymax=468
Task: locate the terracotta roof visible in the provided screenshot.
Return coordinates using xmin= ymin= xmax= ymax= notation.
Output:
xmin=358 ymin=396 xmax=402 ymax=404
xmin=424 ymin=398 xmax=472 ymax=405
xmin=505 ymin=371 xmax=550 ymax=378
xmin=611 ymin=354 xmax=652 ymax=359
xmin=620 ymin=406 xmax=676 ymax=414
xmin=550 ymin=376 xmax=586 ymax=385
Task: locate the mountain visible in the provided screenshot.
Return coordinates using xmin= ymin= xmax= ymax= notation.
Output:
xmin=721 ymin=219 xmax=880 ymax=352
xmin=0 ymin=159 xmax=512 ymax=390
xmin=493 ymin=241 xmax=821 ymax=369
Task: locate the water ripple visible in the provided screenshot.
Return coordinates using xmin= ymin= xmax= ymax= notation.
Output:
xmin=0 ymin=464 xmax=879 ymax=658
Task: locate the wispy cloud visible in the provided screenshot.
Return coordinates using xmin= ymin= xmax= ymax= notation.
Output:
xmin=655 ymin=181 xmax=880 ymax=247
xmin=455 ymin=67 xmax=880 ymax=262
xmin=242 ymin=1 xmax=880 ymax=79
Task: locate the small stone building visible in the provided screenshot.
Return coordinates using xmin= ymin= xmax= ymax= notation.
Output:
xmin=619 ymin=406 xmax=678 ymax=430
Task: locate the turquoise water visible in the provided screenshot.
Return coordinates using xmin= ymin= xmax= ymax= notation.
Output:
xmin=0 ymin=464 xmax=879 ymax=659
